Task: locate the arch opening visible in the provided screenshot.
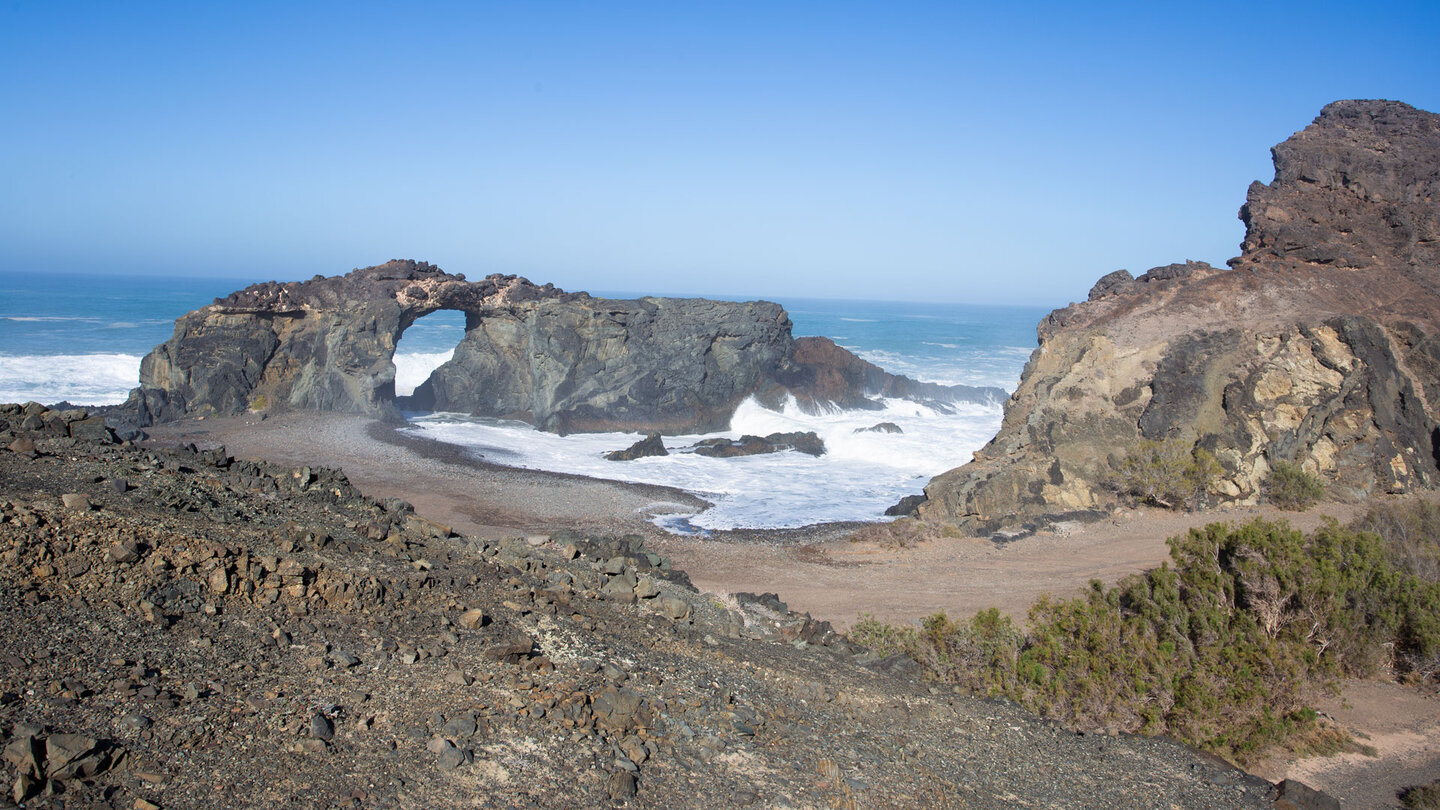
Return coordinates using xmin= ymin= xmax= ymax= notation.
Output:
xmin=392 ymin=309 xmax=467 ymax=404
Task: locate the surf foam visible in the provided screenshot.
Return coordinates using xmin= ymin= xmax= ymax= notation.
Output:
xmin=405 ymin=394 xmax=1002 ymax=531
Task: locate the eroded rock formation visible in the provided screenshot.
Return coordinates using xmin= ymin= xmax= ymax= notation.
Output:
xmin=129 ymin=262 xmax=1004 ymax=433
xmin=912 ymin=99 xmax=1440 ymax=531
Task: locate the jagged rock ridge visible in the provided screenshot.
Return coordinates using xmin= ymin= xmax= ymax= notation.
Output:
xmin=912 ymin=99 xmax=1440 ymax=531
xmin=129 ymin=262 xmax=1004 ymax=434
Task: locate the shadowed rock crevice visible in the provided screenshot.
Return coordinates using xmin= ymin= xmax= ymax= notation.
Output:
xmin=128 ymin=261 xmax=1006 ymax=435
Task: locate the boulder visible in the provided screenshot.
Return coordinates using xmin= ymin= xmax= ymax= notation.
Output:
xmin=605 ymin=433 xmax=668 ymax=461
xmin=690 ymin=432 xmax=826 ymax=458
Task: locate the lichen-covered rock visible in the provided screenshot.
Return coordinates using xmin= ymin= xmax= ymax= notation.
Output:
xmin=912 ymin=100 xmax=1440 ymax=531
xmin=129 ymin=261 xmax=1005 ymax=434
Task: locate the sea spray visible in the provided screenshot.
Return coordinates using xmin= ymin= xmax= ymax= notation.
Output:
xmin=406 ymin=394 xmax=1003 ymax=531
xmin=393 ymin=350 xmax=455 ymax=397
xmin=0 ymin=353 xmax=145 ymax=404
xmin=0 ymin=351 xmax=460 ymax=406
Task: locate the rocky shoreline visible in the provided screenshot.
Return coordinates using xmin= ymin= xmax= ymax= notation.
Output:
xmin=0 ymin=402 xmax=1300 ymax=808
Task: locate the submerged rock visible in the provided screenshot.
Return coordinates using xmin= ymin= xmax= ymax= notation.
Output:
xmin=856 ymin=422 xmax=902 ymax=434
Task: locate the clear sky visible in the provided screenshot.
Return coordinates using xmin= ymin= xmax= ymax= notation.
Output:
xmin=2 ymin=1 xmax=1436 ymax=306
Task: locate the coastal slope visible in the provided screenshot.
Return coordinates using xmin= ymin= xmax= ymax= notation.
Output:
xmin=0 ymin=405 xmax=1282 ymax=808
xmin=126 ymin=263 xmax=1004 ymax=435
xmin=913 ymin=99 xmax=1440 ymax=532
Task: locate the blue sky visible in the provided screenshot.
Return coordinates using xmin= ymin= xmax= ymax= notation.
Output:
xmin=2 ymin=2 xmax=1436 ymax=305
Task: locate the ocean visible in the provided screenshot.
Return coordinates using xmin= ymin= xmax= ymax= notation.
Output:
xmin=0 ymin=269 xmax=1049 ymax=531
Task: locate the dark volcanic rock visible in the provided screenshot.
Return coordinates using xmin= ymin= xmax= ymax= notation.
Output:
xmin=917 ymin=100 xmax=1440 ymax=531
xmin=690 ymin=431 xmax=826 ymax=458
xmin=1232 ymin=99 xmax=1440 ymax=281
xmin=0 ymin=405 xmax=1294 ymax=808
xmin=129 ymin=261 xmax=1005 ymax=434
xmin=1087 ymin=269 xmax=1135 ymax=300
xmin=605 ymin=433 xmax=669 ymax=461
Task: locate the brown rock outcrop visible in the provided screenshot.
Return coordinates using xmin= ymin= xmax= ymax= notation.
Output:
xmin=912 ymin=100 xmax=1440 ymax=531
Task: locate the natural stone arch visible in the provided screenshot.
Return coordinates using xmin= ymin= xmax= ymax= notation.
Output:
xmin=131 ymin=260 xmax=578 ymax=425
xmin=128 ymin=259 xmax=1004 ymax=433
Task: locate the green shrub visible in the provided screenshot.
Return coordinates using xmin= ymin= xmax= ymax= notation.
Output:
xmin=913 ymin=609 xmax=1023 ymax=696
xmin=849 ymin=613 xmax=918 ymax=660
xmin=1351 ymin=498 xmax=1440 ymax=583
xmin=849 ymin=517 xmax=1440 ymax=763
xmin=1401 ymin=780 xmax=1440 ymax=810
xmin=1265 ymin=461 xmax=1324 ymax=510
xmin=1111 ymin=438 xmax=1221 ymax=509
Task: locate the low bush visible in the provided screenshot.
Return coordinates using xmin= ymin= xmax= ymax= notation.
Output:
xmin=1401 ymin=779 xmax=1440 ymax=810
xmin=851 ymin=518 xmax=1440 ymax=763
xmin=1265 ymin=461 xmax=1325 ymax=511
xmin=1111 ymin=438 xmax=1221 ymax=509
xmin=1351 ymin=498 xmax=1440 ymax=583
xmin=849 ymin=613 xmax=918 ymax=659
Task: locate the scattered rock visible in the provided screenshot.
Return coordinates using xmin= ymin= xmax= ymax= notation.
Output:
xmin=605 ymin=433 xmax=668 ymax=461
xmin=308 ymin=714 xmax=335 ymax=741
xmin=655 ymin=596 xmax=691 ymax=621
xmin=607 ymin=769 xmax=638 ymax=799
xmin=6 ymin=437 xmax=36 ymax=456
xmin=1274 ymin=779 xmax=1341 ymax=810
xmin=108 ymin=540 xmax=144 ymax=564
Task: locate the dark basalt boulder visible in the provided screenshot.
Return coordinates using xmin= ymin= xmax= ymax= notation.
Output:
xmin=1087 ymin=269 xmax=1135 ymax=301
xmin=129 ymin=260 xmax=1007 ymax=435
xmin=605 ymin=433 xmax=668 ymax=461
xmin=690 ymin=431 xmax=826 ymax=458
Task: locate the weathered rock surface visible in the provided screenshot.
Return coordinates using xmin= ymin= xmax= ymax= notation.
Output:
xmin=911 ymin=99 xmax=1440 ymax=532
xmin=0 ymin=409 xmax=1285 ymax=808
xmin=127 ymin=262 xmax=1005 ymax=435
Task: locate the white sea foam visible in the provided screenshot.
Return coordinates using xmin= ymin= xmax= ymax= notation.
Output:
xmin=0 ymin=354 xmax=143 ymax=405
xmin=393 ymin=350 xmax=454 ymax=396
xmin=0 ymin=350 xmax=458 ymax=404
xmin=0 ymin=316 xmax=102 ymax=322
xmin=405 ymin=395 xmax=1002 ymax=531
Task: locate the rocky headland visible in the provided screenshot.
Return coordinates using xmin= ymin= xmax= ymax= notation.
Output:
xmin=125 ymin=265 xmax=1003 ymax=436
xmin=910 ymin=99 xmax=1440 ymax=533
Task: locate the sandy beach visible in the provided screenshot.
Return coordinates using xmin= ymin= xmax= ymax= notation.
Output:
xmin=144 ymin=410 xmax=1361 ymax=627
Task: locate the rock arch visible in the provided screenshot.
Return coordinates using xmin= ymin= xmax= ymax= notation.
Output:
xmin=128 ymin=259 xmax=1005 ymax=433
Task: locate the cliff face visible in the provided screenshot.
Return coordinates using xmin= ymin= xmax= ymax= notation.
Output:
xmin=131 ymin=261 xmax=1004 ymax=434
xmin=915 ymin=100 xmax=1440 ymax=531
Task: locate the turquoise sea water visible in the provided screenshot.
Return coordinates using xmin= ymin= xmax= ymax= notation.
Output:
xmin=0 ymin=269 xmax=1050 ymax=528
